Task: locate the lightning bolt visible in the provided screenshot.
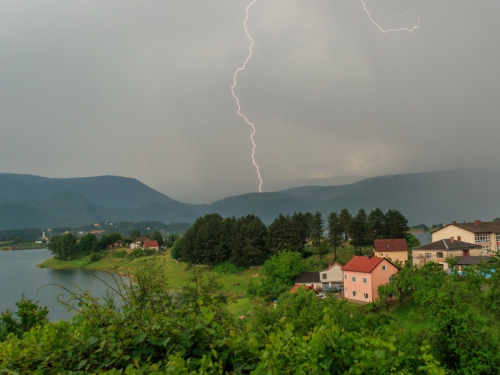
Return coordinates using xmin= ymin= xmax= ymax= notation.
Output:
xmin=231 ymin=0 xmax=263 ymax=193
xmin=232 ymin=0 xmax=419 ymax=194
xmin=360 ymin=0 xmax=420 ymax=33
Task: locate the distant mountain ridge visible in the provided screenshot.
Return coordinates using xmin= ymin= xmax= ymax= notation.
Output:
xmin=0 ymin=174 xmax=197 ymax=230
xmin=1 ymin=168 xmax=499 ymax=230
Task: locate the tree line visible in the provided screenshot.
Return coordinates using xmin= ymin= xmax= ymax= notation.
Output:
xmin=172 ymin=208 xmax=410 ymax=267
xmin=47 ymin=230 xmax=168 ymax=261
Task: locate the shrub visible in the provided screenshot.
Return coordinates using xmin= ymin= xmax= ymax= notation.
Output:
xmin=214 ymin=261 xmax=246 ymax=274
xmin=114 ymin=250 xmax=127 ymax=258
xmin=89 ymin=252 xmax=102 ymax=262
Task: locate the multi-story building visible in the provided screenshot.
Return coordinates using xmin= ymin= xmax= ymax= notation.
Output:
xmin=373 ymin=238 xmax=408 ymax=264
xmin=431 ymin=220 xmax=500 ymax=255
xmin=342 ymin=256 xmax=398 ymax=303
xmin=412 ymin=237 xmax=482 ymax=269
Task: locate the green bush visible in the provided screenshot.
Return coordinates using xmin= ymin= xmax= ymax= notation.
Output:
xmin=128 ymin=248 xmax=144 ymax=259
xmin=89 ymin=252 xmax=102 ymax=262
xmin=114 ymin=249 xmax=127 ymax=258
xmin=214 ymin=261 xmax=246 ymax=274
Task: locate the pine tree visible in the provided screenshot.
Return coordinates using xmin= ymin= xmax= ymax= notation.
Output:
xmin=311 ymin=211 xmax=324 ymax=259
xmin=327 ymin=212 xmax=343 ymax=260
xmin=367 ymin=208 xmax=386 ymax=241
xmin=339 ymin=209 xmax=352 ymax=241
xmin=385 ymin=209 xmax=410 ymax=239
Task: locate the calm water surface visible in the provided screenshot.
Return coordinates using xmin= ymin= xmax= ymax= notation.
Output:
xmin=0 ymin=249 xmax=122 ymax=321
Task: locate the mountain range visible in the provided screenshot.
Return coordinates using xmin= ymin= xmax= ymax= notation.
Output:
xmin=0 ymin=168 xmax=499 ymax=230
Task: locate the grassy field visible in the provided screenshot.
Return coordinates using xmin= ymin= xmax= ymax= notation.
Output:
xmin=38 ymin=250 xmax=262 ymax=300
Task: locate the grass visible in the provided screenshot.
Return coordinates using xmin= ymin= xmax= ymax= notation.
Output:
xmin=37 ymin=250 xmax=261 ymax=304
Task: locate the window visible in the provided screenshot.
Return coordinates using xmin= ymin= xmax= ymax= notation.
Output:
xmin=352 ymin=276 xmax=356 ymax=282
xmin=496 ymin=233 xmax=500 ymax=242
xmin=382 ymin=265 xmax=386 ymax=271
xmin=322 ymin=273 xmax=327 ymax=280
xmin=475 ymin=233 xmax=490 ymax=243
xmin=389 ymin=276 xmax=393 ymax=282
xmin=344 ymin=275 xmax=347 ymax=279
xmin=436 ymin=252 xmax=443 ymax=259
xmin=344 ymin=287 xmax=347 ymax=291
xmin=425 ymin=253 xmax=432 ymax=258
xmin=352 ymin=291 xmax=357 ymax=297
xmin=482 ymin=246 xmax=491 ymax=255
xmin=362 ymin=278 xmax=367 ymax=284
xmin=363 ymin=293 xmax=369 ymax=299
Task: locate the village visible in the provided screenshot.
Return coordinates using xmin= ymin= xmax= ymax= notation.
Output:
xmin=291 ymin=219 xmax=499 ymax=303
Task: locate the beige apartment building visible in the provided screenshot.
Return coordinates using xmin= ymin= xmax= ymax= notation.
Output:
xmin=412 ymin=237 xmax=482 ymax=270
xmin=373 ymin=238 xmax=408 ymax=264
xmin=431 ymin=220 xmax=500 ymax=255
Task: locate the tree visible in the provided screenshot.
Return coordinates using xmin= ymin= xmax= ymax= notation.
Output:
xmin=0 ymin=295 xmax=49 ymax=341
xmin=385 ymin=209 xmax=410 ymax=239
xmin=349 ymin=209 xmax=368 ymax=255
xmin=130 ymin=229 xmax=141 ymax=241
xmin=48 ymin=233 xmax=78 ymax=260
xmin=339 ymin=209 xmax=352 ymax=241
xmin=150 ymin=231 xmax=164 ymax=247
xmin=288 ymin=212 xmax=310 ymax=253
xmin=367 ymin=208 xmax=386 ymax=240
xmin=165 ymin=233 xmax=179 ymax=248
xmin=78 ymin=233 xmax=97 ymax=255
xmin=327 ymin=212 xmax=343 ymax=260
xmin=267 ymin=214 xmax=290 ymax=252
xmin=311 ymin=211 xmax=324 ymax=258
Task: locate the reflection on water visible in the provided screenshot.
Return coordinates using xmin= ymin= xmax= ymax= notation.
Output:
xmin=0 ymin=249 xmax=125 ymax=321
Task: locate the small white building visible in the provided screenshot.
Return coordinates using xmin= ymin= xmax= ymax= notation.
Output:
xmin=319 ymin=263 xmax=343 ymax=291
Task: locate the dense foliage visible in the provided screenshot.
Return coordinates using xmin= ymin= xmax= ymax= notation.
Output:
xmin=0 ymin=266 xmax=448 ymax=374
xmin=173 ymin=214 xmax=269 ymax=267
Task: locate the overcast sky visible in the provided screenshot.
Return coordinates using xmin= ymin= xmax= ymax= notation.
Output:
xmin=1 ymin=1 xmax=499 ymax=203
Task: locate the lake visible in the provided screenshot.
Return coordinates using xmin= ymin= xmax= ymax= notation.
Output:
xmin=0 ymin=249 xmax=123 ymax=321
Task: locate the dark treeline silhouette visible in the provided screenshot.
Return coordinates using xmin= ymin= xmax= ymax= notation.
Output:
xmin=172 ymin=208 xmax=409 ymax=266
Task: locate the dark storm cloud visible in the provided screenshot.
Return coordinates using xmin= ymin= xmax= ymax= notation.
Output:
xmin=1 ymin=1 xmax=499 ymax=203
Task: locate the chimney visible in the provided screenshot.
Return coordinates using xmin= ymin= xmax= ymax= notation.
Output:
xmin=450 ymin=237 xmax=454 ymax=244
xmin=474 ymin=220 xmax=481 ymax=226
xmin=457 ymin=236 xmax=461 ymax=243
xmin=463 ymin=221 xmax=466 ymax=223
xmin=452 ymin=221 xmax=456 ymax=224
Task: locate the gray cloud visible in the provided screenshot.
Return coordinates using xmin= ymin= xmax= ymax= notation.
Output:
xmin=1 ymin=0 xmax=499 ymax=203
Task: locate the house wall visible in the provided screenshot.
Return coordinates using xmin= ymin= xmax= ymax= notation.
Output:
xmin=320 ymin=264 xmax=343 ymax=283
xmin=412 ymin=249 xmax=483 ymax=268
xmin=373 ymin=250 xmax=408 ymax=264
xmin=432 ymin=226 xmax=475 ymax=244
xmin=370 ymin=260 xmax=398 ymax=301
xmin=342 ymin=271 xmax=373 ymax=303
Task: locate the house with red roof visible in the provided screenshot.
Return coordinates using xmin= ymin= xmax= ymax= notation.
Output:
xmin=143 ymin=240 xmax=160 ymax=252
xmin=342 ymin=256 xmax=399 ymax=303
xmin=373 ymin=238 xmax=408 ymax=264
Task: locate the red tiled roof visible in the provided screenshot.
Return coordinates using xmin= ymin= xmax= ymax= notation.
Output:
xmin=342 ymin=256 xmax=385 ymax=273
xmin=143 ymin=240 xmax=159 ymax=248
xmin=374 ymin=238 xmax=407 ymax=253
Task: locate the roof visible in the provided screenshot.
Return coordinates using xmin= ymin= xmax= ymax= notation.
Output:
xmin=319 ymin=262 xmax=343 ymax=272
xmin=450 ymin=256 xmax=496 ymax=266
xmin=374 ymin=238 xmax=407 ymax=253
xmin=143 ymin=240 xmax=159 ymax=248
xmin=413 ymin=239 xmax=481 ymax=251
xmin=294 ymin=272 xmax=320 ymax=284
xmin=431 ymin=221 xmax=500 ymax=234
xmin=342 ymin=256 xmax=395 ymax=273
xmin=134 ymin=236 xmax=149 ymax=243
